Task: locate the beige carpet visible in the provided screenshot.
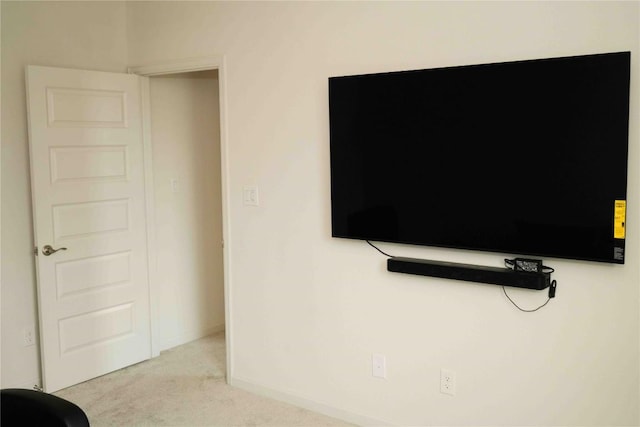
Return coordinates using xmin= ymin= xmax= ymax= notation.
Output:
xmin=55 ymin=332 xmax=353 ymax=427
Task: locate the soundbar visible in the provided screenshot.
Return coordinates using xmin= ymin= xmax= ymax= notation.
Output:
xmin=387 ymin=257 xmax=551 ymax=290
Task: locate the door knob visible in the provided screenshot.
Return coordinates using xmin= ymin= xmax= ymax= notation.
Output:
xmin=42 ymin=245 xmax=67 ymax=256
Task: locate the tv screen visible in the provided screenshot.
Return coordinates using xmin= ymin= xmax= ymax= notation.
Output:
xmin=329 ymin=52 xmax=630 ymax=264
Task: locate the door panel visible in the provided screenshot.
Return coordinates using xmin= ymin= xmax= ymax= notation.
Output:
xmin=46 ymin=87 xmax=128 ymax=128
xmin=27 ymin=65 xmax=151 ymax=392
xmin=49 ymin=145 xmax=129 ymax=183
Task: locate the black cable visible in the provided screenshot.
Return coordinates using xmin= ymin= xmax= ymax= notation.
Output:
xmin=502 ymin=282 xmax=555 ymax=312
xmin=502 ymin=257 xmax=555 ymax=312
xmin=366 ymin=240 xmax=394 ymax=258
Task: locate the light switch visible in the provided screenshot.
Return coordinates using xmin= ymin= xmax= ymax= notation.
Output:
xmin=372 ymin=354 xmax=386 ymax=379
xmin=243 ymin=186 xmax=259 ymax=206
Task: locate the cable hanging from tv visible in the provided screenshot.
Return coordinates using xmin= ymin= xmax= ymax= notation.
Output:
xmin=367 ymin=240 xmax=557 ymax=312
xmin=502 ymin=257 xmax=557 ymax=312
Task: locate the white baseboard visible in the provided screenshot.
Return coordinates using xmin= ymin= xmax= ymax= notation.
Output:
xmin=159 ymin=323 xmax=225 ymax=353
xmin=230 ymin=376 xmax=393 ymax=427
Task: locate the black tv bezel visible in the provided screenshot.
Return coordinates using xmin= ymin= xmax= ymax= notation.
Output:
xmin=328 ymin=52 xmax=631 ymax=265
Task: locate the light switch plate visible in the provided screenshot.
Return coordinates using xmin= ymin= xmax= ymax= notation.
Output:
xmin=243 ymin=186 xmax=259 ymax=206
xmin=372 ymin=353 xmax=386 ymax=379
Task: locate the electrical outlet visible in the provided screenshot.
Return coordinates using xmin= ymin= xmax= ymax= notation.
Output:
xmin=170 ymin=178 xmax=179 ymax=193
xmin=372 ymin=354 xmax=386 ymax=379
xmin=23 ymin=327 xmax=36 ymax=347
xmin=440 ymin=368 xmax=456 ymax=395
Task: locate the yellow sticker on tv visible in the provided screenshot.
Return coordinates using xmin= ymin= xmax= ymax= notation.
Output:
xmin=614 ymin=200 xmax=626 ymax=239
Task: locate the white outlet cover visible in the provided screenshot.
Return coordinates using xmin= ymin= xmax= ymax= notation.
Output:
xmin=23 ymin=328 xmax=36 ymax=347
xmin=440 ymin=368 xmax=456 ymax=395
xmin=170 ymin=178 xmax=179 ymax=193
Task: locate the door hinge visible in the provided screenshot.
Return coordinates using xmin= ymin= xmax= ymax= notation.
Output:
xmin=34 ymin=246 xmax=38 ymax=256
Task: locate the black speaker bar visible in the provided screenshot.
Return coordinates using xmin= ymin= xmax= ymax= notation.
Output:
xmin=387 ymin=257 xmax=551 ymax=290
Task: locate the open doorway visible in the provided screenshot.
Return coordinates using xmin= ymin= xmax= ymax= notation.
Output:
xmin=148 ymin=70 xmax=225 ymax=352
xmin=130 ymin=56 xmax=232 ymax=381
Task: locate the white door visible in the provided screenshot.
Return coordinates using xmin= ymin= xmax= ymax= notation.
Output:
xmin=27 ymin=66 xmax=152 ymax=392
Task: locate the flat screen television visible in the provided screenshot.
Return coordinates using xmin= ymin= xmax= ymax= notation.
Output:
xmin=329 ymin=52 xmax=631 ymax=264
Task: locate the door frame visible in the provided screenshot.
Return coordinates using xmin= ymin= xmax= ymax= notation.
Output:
xmin=128 ymin=55 xmax=233 ymax=382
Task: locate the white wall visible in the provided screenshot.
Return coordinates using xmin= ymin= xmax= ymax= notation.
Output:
xmin=1 ymin=1 xmax=130 ymax=389
xmin=127 ymin=2 xmax=639 ymax=426
xmin=149 ymin=71 xmax=225 ymax=351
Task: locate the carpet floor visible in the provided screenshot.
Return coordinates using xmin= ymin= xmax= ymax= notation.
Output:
xmin=55 ymin=332 xmax=354 ymax=427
